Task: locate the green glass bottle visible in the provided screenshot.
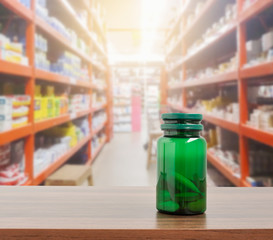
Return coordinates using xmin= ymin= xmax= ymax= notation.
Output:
xmin=157 ymin=113 xmax=207 ymax=215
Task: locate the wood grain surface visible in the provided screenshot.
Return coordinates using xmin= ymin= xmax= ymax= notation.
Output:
xmin=0 ymin=187 xmax=273 ymax=239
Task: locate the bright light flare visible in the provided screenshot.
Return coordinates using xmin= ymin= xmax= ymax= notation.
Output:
xmin=141 ymin=0 xmax=167 ymax=61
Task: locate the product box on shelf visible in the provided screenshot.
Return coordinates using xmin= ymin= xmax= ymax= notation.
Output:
xmin=92 ymin=111 xmax=106 ymax=130
xmin=0 ymin=34 xmax=28 ymax=66
xmin=34 ymin=117 xmax=90 ymax=175
xmin=0 ymin=95 xmax=30 ymax=132
xmin=261 ymin=30 xmax=273 ymax=52
xmin=0 ymin=139 xmax=27 ymax=186
xmin=246 ymin=39 xmax=262 ymax=62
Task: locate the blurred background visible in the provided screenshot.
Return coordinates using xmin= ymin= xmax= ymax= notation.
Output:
xmin=0 ymin=0 xmax=272 ymax=187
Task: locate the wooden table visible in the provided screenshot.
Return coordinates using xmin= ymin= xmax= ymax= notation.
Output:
xmin=0 ymin=187 xmax=273 ymax=239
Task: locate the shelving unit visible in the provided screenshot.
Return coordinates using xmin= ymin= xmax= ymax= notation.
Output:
xmin=0 ymin=0 xmax=112 ymax=185
xmin=163 ymin=0 xmax=273 ymax=187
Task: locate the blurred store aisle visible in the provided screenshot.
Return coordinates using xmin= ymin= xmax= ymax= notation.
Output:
xmin=92 ymin=132 xmax=232 ymax=187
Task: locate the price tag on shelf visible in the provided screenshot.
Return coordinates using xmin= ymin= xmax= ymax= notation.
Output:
xmin=69 ymin=78 xmax=76 ymax=85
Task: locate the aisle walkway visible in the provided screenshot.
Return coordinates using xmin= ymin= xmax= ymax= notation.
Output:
xmin=92 ymin=133 xmax=156 ymax=186
xmin=92 ymin=133 xmax=232 ymax=187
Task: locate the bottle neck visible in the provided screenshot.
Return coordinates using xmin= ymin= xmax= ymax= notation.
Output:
xmin=163 ymin=129 xmax=201 ymax=138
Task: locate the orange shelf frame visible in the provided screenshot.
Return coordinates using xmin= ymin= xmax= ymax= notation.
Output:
xmin=239 ymin=0 xmax=273 ymax=23
xmin=240 ymin=61 xmax=273 ymax=79
xmin=90 ymin=138 xmax=106 ymax=163
xmin=179 ymin=106 xmax=240 ymax=134
xmin=92 ymin=121 xmax=107 ymax=137
xmin=91 ymin=83 xmax=107 ymax=91
xmin=20 ymin=179 xmax=32 ymax=186
xmin=34 ymin=110 xmax=91 ymax=133
xmin=207 ymin=151 xmax=241 ymax=186
xmin=35 ymin=69 xmax=68 ymax=84
xmin=0 ymin=124 xmax=32 ymax=146
xmin=32 ymin=134 xmax=92 ymax=185
xmin=241 ymin=124 xmax=273 ymax=148
xmin=35 ymin=69 xmax=92 ymax=89
xmin=91 ymin=104 xmax=107 ymax=113
xmin=0 ymin=60 xmax=32 ymax=78
xmin=91 ymin=60 xmax=106 ymax=72
xmin=0 ymin=0 xmax=34 ymax=22
xmin=183 ymin=71 xmax=238 ymax=88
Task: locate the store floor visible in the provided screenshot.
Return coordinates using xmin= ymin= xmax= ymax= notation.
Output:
xmin=92 ymin=132 xmax=156 ymax=186
xmin=92 ymin=132 xmax=232 ymax=187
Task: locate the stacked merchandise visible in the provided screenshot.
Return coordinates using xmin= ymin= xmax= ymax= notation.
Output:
xmin=185 ymin=55 xmax=238 ymax=83
xmin=92 ymin=72 xmax=106 ymax=89
xmin=34 ymin=85 xmax=68 ymax=121
xmin=113 ymin=104 xmax=132 ymax=132
xmin=35 ymin=0 xmax=90 ymax=55
xmin=165 ymin=2 xmax=184 ymax=55
xmin=113 ymin=82 xmax=132 ymax=132
xmin=69 ymin=94 xmax=90 ymax=115
xmin=34 ymin=84 xmax=90 ymax=122
xmin=35 ymin=33 xmax=50 ymax=71
xmin=247 ymin=141 xmax=273 ymax=186
xmin=35 ymin=33 xmax=89 ymax=81
xmin=0 ymin=139 xmax=28 ymax=185
xmin=248 ymin=106 xmax=273 ymax=131
xmin=51 ymin=52 xmax=89 ymax=82
xmin=167 ymin=92 xmax=182 ymax=108
xmin=146 ymin=84 xmax=160 ymax=120
xmin=168 ymin=71 xmax=183 ymax=87
xmin=92 ymin=111 xmax=106 ymax=130
xmin=0 ymin=33 xmax=28 ymax=66
xmin=203 ymin=126 xmax=240 ymax=177
xmin=34 ymin=117 xmax=90 ymax=175
xmin=0 ymin=83 xmax=30 ymax=132
xmin=92 ymin=92 xmax=106 ymax=108
xmin=247 ymin=85 xmax=273 ymax=131
xmin=186 ymin=4 xmax=237 ymax=57
xmin=192 ymin=96 xmax=239 ymax=123
xmin=244 ymin=29 xmax=273 ymax=67
xmin=184 ymin=1 xmax=206 ymax=30
xmin=0 ymin=16 xmax=28 ymax=65
xmin=113 ymin=106 xmax=131 ymax=124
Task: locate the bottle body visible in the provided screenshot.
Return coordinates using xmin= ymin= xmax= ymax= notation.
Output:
xmin=156 ymin=134 xmax=207 ymax=215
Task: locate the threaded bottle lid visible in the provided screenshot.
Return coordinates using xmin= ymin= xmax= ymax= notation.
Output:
xmin=162 ymin=113 xmax=202 ymax=120
xmin=161 ymin=113 xmax=203 ymax=131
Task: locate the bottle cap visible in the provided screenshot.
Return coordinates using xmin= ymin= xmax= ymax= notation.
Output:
xmin=162 ymin=113 xmax=202 ymax=120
